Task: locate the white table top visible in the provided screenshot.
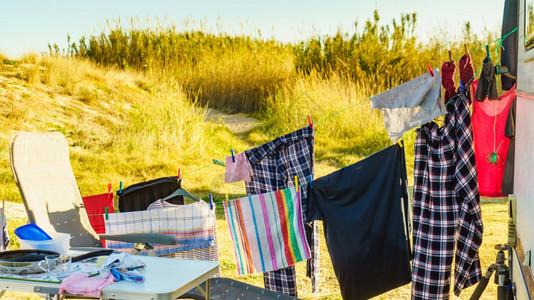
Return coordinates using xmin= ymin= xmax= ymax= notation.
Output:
xmin=101 ymin=256 xmax=219 ymax=299
xmin=0 ymin=255 xmax=219 ymax=300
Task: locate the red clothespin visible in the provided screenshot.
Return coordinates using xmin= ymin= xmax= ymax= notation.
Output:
xmin=427 ymin=64 xmax=434 ymax=77
xmin=177 ymin=168 xmax=181 ymax=179
xmin=107 ymin=183 xmax=112 ymax=202
xmin=307 ymin=115 xmax=313 ymax=128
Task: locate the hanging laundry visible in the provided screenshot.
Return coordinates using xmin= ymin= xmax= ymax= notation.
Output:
xmin=412 ymin=91 xmax=483 ymax=299
xmin=475 ymin=56 xmax=499 ymax=101
xmin=501 ymin=97 xmax=516 ymax=195
xmin=225 ymin=151 xmax=253 ymax=183
xmin=81 ymin=192 xmax=114 ymax=235
xmin=307 ymin=144 xmax=411 ymax=300
xmin=459 ymin=53 xmax=475 ymax=87
xmin=105 ymin=202 xmax=214 ymax=256
xmin=501 ymin=0 xmax=518 ymax=90
xmin=441 ymin=60 xmax=457 ymax=102
xmin=471 ymin=80 xmax=516 ymax=197
xmin=370 ymin=68 xmax=447 ymax=143
xmin=245 ymin=126 xmax=319 ymax=296
xmin=223 ymin=187 xmax=311 ymax=275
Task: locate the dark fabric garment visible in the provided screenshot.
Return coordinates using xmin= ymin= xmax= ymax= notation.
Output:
xmin=245 ymin=126 xmax=319 ymax=296
xmin=118 ymin=176 xmax=183 ymax=212
xmin=501 ymin=97 xmax=516 ymax=195
xmin=475 ymin=57 xmax=499 ymax=101
xmin=306 ymin=144 xmax=411 ymax=300
xmin=501 ymin=0 xmax=518 ymax=90
xmin=441 ymin=61 xmax=457 ymax=103
xmin=412 ymin=91 xmax=483 ymax=299
xmin=459 ymin=53 xmax=475 ymax=88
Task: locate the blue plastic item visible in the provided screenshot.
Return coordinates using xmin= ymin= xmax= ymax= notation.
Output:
xmin=14 ymin=223 xmax=52 ymax=241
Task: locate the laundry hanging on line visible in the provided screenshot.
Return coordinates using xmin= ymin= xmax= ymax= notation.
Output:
xmin=225 ymin=151 xmax=253 ymax=183
xmin=475 ymin=54 xmax=499 ymax=101
xmin=412 ymin=90 xmax=483 ymax=299
xmin=104 ymin=201 xmax=214 ymax=256
xmin=370 ymin=68 xmax=447 ymax=143
xmin=501 ymin=96 xmax=516 ymax=196
xmin=307 ymin=143 xmax=412 ymax=300
xmin=471 ymin=80 xmax=516 ymax=197
xmin=244 ymin=126 xmax=319 ymax=296
xmin=223 ymin=186 xmax=311 ymax=275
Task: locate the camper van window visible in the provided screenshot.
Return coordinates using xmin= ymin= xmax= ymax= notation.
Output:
xmin=526 ymin=1 xmax=534 ymax=50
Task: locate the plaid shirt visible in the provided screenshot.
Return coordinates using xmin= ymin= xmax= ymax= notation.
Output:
xmin=245 ymin=126 xmax=319 ymax=296
xmin=412 ymin=91 xmax=483 ymax=299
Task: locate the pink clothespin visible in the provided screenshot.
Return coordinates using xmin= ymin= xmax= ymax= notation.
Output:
xmin=307 ymin=115 xmax=313 ymax=128
xmin=427 ymin=64 xmax=434 ymax=77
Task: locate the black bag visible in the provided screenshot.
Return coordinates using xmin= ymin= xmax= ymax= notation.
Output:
xmin=117 ymin=176 xmax=184 ymax=212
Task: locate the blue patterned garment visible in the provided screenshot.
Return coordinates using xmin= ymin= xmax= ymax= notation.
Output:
xmin=245 ymin=126 xmax=319 ymax=296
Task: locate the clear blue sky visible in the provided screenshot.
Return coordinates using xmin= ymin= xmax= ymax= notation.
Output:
xmin=0 ymin=0 xmax=505 ymax=59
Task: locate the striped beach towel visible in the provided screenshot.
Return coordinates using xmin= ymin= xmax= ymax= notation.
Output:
xmin=104 ymin=202 xmax=214 ymax=256
xmin=223 ymin=187 xmax=311 ymax=275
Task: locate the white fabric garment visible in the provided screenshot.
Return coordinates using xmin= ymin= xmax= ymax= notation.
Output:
xmin=370 ymin=68 xmax=447 ymax=143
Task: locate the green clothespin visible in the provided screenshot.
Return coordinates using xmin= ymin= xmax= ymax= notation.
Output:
xmin=486 ymin=45 xmax=490 ymax=59
xmin=105 ymin=206 xmax=109 ymax=220
xmin=213 ymin=159 xmax=225 ymax=167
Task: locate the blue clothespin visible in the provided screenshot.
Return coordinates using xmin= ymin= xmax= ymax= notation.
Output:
xmin=460 ymin=80 xmax=464 ymax=93
xmin=209 ymin=194 xmax=213 ymax=210
xmin=231 ymin=149 xmax=235 ymax=163
xmin=309 ymin=174 xmax=313 ymax=189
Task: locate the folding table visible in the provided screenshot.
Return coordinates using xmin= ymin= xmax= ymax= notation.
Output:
xmin=0 ymin=255 xmax=219 ymax=300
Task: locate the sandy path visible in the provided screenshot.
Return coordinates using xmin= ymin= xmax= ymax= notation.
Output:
xmin=204 ymin=108 xmax=260 ymax=135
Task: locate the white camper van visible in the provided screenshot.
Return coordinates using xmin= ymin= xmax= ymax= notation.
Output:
xmin=506 ymin=0 xmax=534 ymax=298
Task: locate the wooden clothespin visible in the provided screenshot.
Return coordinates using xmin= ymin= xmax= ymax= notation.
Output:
xmin=225 ymin=193 xmax=229 ymax=203
xmin=307 ymin=115 xmax=313 ymax=129
xmin=427 ymin=64 xmax=434 ymax=77
xmin=464 ymin=44 xmax=469 ymax=55
xmin=295 ymin=175 xmax=299 ymax=193
xmin=231 ymin=149 xmax=235 ymax=163
xmin=448 ymin=50 xmax=453 ymax=63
